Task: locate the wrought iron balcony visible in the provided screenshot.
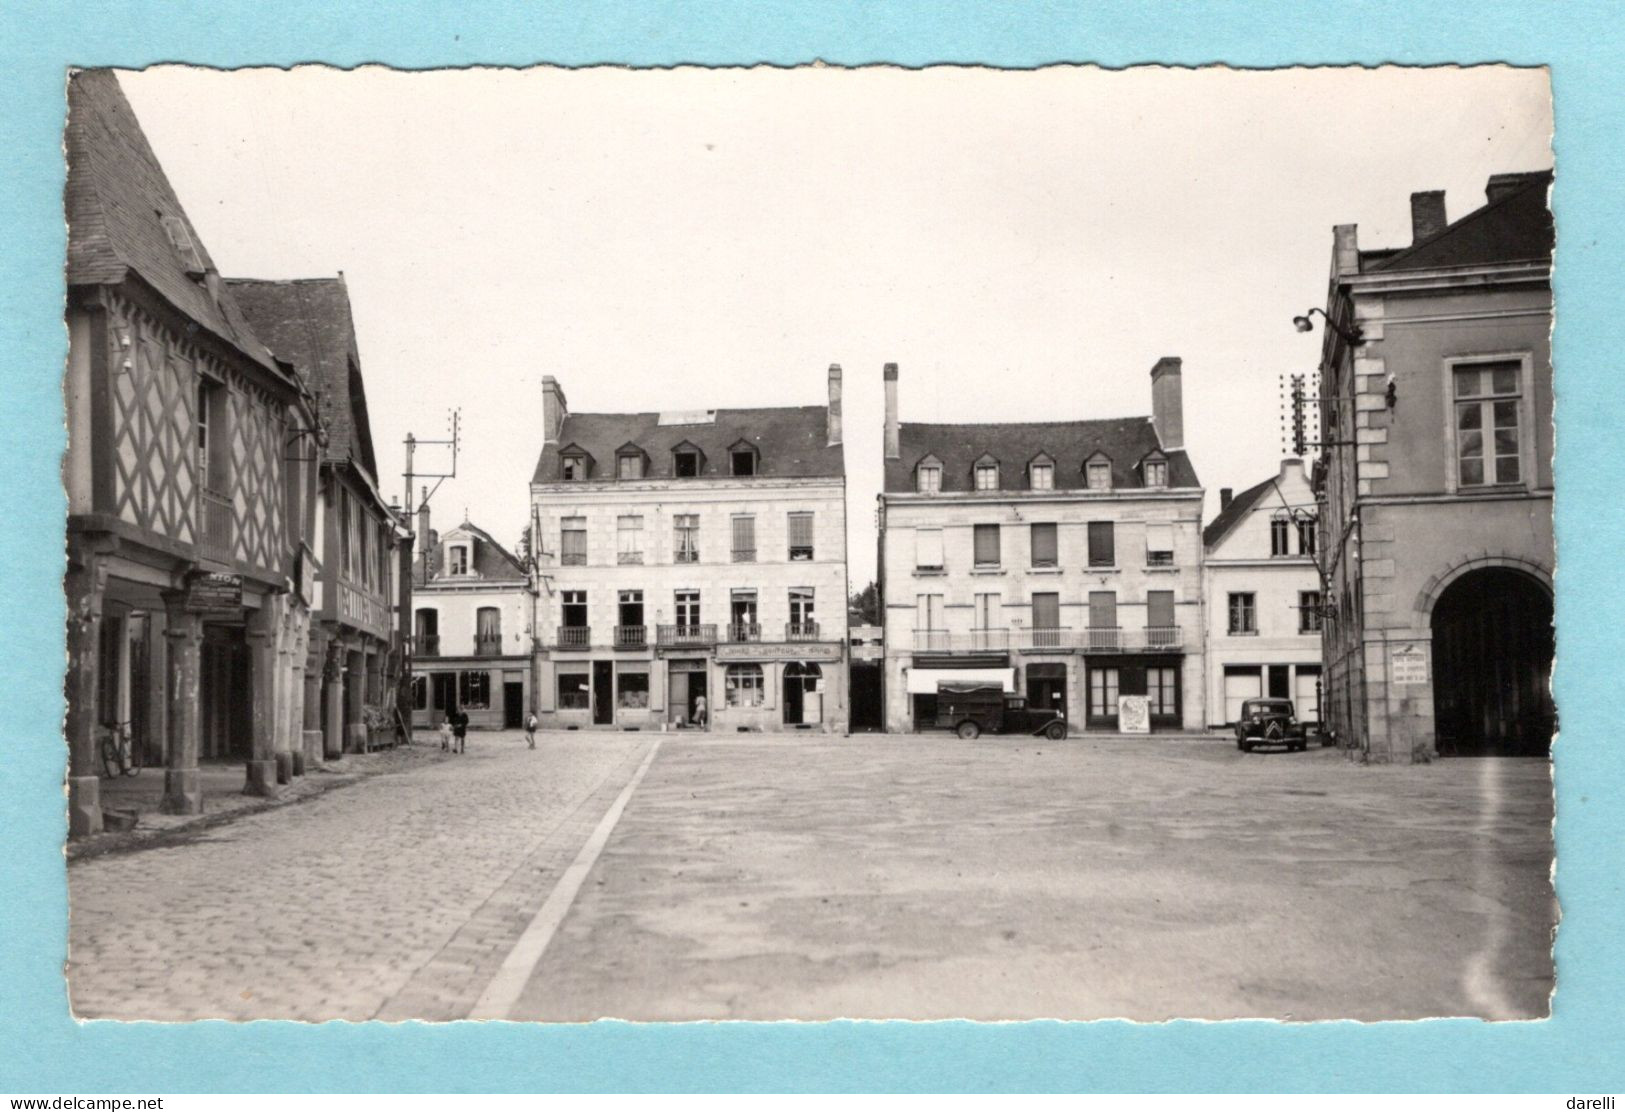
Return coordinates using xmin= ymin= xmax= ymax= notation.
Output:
xmin=911 ymin=629 xmax=1010 ymax=653
xmin=728 ymin=622 xmax=761 ymax=642
xmin=1143 ymin=624 xmax=1183 ymax=650
xmin=613 ymin=624 xmax=647 ymax=650
xmin=474 ymin=634 xmax=504 ymax=657
xmin=416 ymin=633 xmax=440 ymax=657
xmin=200 ymin=488 xmax=232 ymax=563
xmin=785 ymin=621 xmax=820 ymax=641
xmin=1083 ymin=626 xmax=1123 ymax=652
xmin=658 ymin=623 xmax=717 ymax=647
xmin=555 ymin=625 xmax=590 ymax=649
xmin=1017 ymin=626 xmax=1074 ymax=651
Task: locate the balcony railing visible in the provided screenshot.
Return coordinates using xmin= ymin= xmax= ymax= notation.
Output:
xmin=1143 ymin=624 xmax=1183 ymax=650
xmin=674 ymin=548 xmax=699 ymax=564
xmin=556 ymin=625 xmax=590 ymax=649
xmin=201 ymin=488 xmax=232 ymax=563
xmin=1021 ymin=626 xmax=1072 ymax=651
xmin=614 ymin=624 xmax=647 ymax=650
xmin=416 ymin=634 xmax=440 ymax=657
xmin=912 ymin=629 xmax=1010 ymax=653
xmin=658 ymin=623 xmax=717 ymax=647
xmin=474 ymin=634 xmax=503 ymax=657
xmin=913 ymin=625 xmax=1188 ymax=655
xmin=728 ymin=622 xmax=761 ymax=642
xmin=1083 ymin=626 xmax=1122 ymax=652
xmin=785 ymin=621 xmax=820 ymax=641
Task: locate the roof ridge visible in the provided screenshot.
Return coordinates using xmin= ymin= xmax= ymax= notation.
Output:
xmin=1371 ymin=170 xmax=1552 ymax=272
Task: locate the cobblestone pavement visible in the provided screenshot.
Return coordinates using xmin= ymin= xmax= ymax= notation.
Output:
xmin=68 ymin=730 xmax=652 ymax=1021
xmin=512 ymin=734 xmax=1556 ymax=1022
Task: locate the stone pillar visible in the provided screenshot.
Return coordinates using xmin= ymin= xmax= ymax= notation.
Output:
xmin=323 ymin=641 xmax=345 ymax=760
xmin=273 ymin=615 xmax=295 ymax=785
xmin=345 ymin=647 xmax=368 ymax=753
xmin=244 ymin=601 xmax=279 ymax=796
xmin=64 ymin=554 xmax=104 ymax=836
xmin=302 ymin=630 xmax=325 ymax=770
xmin=160 ymin=592 xmax=204 ymax=814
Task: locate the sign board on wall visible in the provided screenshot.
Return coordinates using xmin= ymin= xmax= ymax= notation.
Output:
xmin=1118 ymin=695 xmax=1151 ymax=734
xmin=715 ymin=642 xmax=842 ymax=663
xmin=184 ymin=571 xmax=243 ymax=615
xmin=1390 ymin=644 xmax=1430 ymax=685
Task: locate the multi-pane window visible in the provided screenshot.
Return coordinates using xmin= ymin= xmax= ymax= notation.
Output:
xmin=617 ymin=453 xmax=644 ymax=480
xmin=616 ymin=515 xmax=644 ymax=565
xmin=1145 ymin=522 xmax=1174 ymax=567
xmin=560 ymin=517 xmax=587 ymax=565
xmin=1144 ymin=459 xmax=1168 ymax=488
xmin=618 ymin=590 xmax=644 ymax=632
xmin=730 ymin=589 xmax=758 ymax=637
xmin=1228 ymin=592 xmax=1257 ymax=635
xmin=561 ymin=455 xmax=584 ymax=480
xmin=561 ymin=590 xmax=587 ymax=629
xmin=916 ymin=593 xmax=944 ymax=631
xmin=1299 ymin=591 xmax=1323 ymax=633
xmin=557 ymin=672 xmax=589 ymax=709
xmin=789 ymin=588 xmax=815 ymax=631
xmin=1454 ymin=361 xmax=1523 ymax=487
xmin=973 ymin=524 xmax=1001 ymax=567
xmin=917 ymin=465 xmax=942 ymax=494
xmin=1297 ymin=516 xmax=1317 ymax=557
xmin=731 ymin=514 xmax=756 ymax=562
xmin=1030 ymin=462 xmax=1054 ymax=491
xmin=1087 ymin=521 xmax=1115 ymax=567
xmin=1147 ymin=667 xmax=1177 ymax=716
xmin=675 ymin=589 xmax=701 ymax=627
xmin=788 ymin=512 xmax=815 ymax=561
xmin=348 ymin=497 xmax=363 ymax=583
xmin=196 ymin=379 xmax=228 ymax=490
xmin=975 ymin=463 xmax=1000 ymax=491
xmin=1086 ymin=460 xmax=1112 ymax=490
xmin=1030 ymin=522 xmax=1058 ymax=568
xmin=448 ymin=543 xmax=469 ymax=576
xmin=726 ymin=664 xmax=764 ymax=707
xmin=1089 ymin=668 xmax=1120 ymax=718
xmin=458 ymin=670 xmax=490 ymax=710
xmin=674 ymin=514 xmax=699 ymax=563
xmin=914 ymin=527 xmax=945 ymax=571
xmin=1270 ymin=514 xmax=1291 ymax=557
xmin=973 ymin=592 xmax=1000 ymax=631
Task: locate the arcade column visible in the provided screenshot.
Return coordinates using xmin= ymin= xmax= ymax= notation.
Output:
xmin=159 ymin=592 xmax=203 ymax=814
xmin=64 ymin=552 xmax=104 ymax=836
xmin=243 ymin=600 xmax=279 ymax=796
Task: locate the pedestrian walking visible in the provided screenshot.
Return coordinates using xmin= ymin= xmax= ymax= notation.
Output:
xmin=693 ymin=693 xmax=707 ymax=729
xmin=525 ymin=711 xmax=538 ymax=749
xmin=451 ymin=707 xmax=468 ymax=754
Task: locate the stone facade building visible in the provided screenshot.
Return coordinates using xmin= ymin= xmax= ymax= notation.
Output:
xmin=230 ymin=277 xmax=411 ymax=758
xmin=528 ymin=370 xmax=849 ymax=732
xmin=64 ymin=70 xmax=323 ymax=832
xmin=409 ymin=515 xmax=535 ymax=731
xmin=878 ymin=360 xmax=1206 ymax=734
xmin=1311 ymin=171 xmax=1554 ymax=761
xmin=1201 ymin=459 xmax=1323 ymax=727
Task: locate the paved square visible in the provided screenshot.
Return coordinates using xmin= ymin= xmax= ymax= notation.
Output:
xmin=514 ymin=733 xmax=1556 ymax=1021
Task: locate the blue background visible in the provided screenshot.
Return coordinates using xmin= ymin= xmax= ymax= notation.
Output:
xmin=3 ymin=0 xmax=1621 ymax=1093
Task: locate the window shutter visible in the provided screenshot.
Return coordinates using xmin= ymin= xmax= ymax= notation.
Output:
xmin=1031 ymin=523 xmax=1057 ymax=566
xmin=1033 ymin=592 xmax=1061 ymax=629
xmin=1088 ymin=591 xmax=1117 ymax=629
xmin=1088 ymin=521 xmax=1115 ymax=566
xmin=973 ymin=524 xmax=1000 ymax=565
xmin=732 ymin=515 xmax=755 ymax=555
xmin=1147 ymin=590 xmax=1175 ymax=628
xmin=915 ymin=528 xmax=944 ymax=569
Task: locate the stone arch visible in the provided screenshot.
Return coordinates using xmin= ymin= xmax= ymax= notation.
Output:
xmin=1413 ymin=553 xmax=1552 ymax=626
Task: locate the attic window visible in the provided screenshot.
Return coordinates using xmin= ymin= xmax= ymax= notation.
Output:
xmin=448 ymin=544 xmax=470 ymax=576
xmin=916 ymin=461 xmax=942 ymax=494
xmin=675 ymin=449 xmax=701 ymax=478
xmin=562 ymin=455 xmax=583 ymax=480
xmin=617 ymin=452 xmax=644 ymax=480
xmin=1144 ymin=459 xmax=1168 ymax=488
xmin=974 ymin=462 xmax=1000 ymax=492
xmin=1086 ymin=459 xmax=1113 ymax=491
xmin=159 ymin=214 xmax=205 ymax=275
xmin=731 ymin=448 xmax=758 ymax=477
xmin=1029 ymin=461 xmax=1054 ymax=491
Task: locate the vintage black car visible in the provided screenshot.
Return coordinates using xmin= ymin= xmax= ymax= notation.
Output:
xmin=1235 ymin=698 xmax=1308 ymax=751
xmin=935 ymin=684 xmax=1068 ymax=740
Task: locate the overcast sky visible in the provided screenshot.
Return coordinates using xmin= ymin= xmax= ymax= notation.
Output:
xmin=116 ymin=64 xmax=1551 ymax=586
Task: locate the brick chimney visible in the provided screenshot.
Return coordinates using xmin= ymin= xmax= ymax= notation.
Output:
xmin=1410 ymin=190 xmax=1447 ymax=244
xmin=541 ymin=375 xmax=568 ymax=446
xmin=1219 ymin=488 xmax=1233 ymax=511
xmin=883 ymin=363 xmax=900 ymax=460
xmin=1150 ymin=357 xmax=1184 ymax=451
xmin=1486 ymin=170 xmax=1549 ymax=205
xmin=827 ymin=363 xmax=843 ymax=447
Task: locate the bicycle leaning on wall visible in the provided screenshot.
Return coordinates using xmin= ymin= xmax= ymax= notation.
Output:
xmin=99 ymin=720 xmax=142 ymax=778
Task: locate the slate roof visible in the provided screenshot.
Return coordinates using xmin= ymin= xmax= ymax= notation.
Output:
xmin=1367 ymin=171 xmax=1553 ymax=273
xmin=65 ymin=69 xmax=285 ymax=380
xmin=883 ymin=417 xmax=1198 ymax=494
xmin=226 ymin=277 xmax=380 ymax=482
xmin=532 ymin=406 xmax=844 ymax=483
xmin=1201 ymin=474 xmax=1277 ymax=548
xmin=415 ymin=521 xmax=529 ymax=583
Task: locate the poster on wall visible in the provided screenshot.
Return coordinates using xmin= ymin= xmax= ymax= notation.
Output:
xmin=1391 ymin=644 xmax=1430 ymax=685
xmin=1118 ymin=694 xmax=1151 ymax=734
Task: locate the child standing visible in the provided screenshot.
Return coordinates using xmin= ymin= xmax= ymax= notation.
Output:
xmin=525 ymin=711 xmax=539 ymax=749
xmin=438 ymin=717 xmax=452 ymax=752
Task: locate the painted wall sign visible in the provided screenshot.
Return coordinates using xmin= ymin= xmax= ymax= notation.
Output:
xmin=1118 ymin=694 xmax=1151 ymax=734
xmin=715 ymin=641 xmax=842 ymax=663
xmin=1391 ymin=644 xmax=1429 ymax=685
xmin=185 ymin=571 xmax=242 ymax=614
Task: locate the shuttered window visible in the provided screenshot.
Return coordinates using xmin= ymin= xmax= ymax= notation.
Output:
xmin=787 ymin=512 xmax=814 ymax=560
xmin=1087 ymin=521 xmax=1115 ymax=567
xmin=1030 ymin=523 xmax=1057 ymax=568
xmin=731 ymin=515 xmax=756 ymax=562
xmin=1088 ymin=591 xmax=1117 ymax=629
xmin=1147 ymin=590 xmax=1175 ymax=629
xmin=1146 ymin=522 xmax=1174 ymax=567
xmin=560 ymin=517 xmax=587 ymax=565
xmin=1032 ymin=592 xmax=1061 ymax=630
xmin=973 ymin=524 xmax=1000 ymax=567
xmin=616 ymin=515 xmax=643 ymax=564
xmin=915 ymin=528 xmax=944 ymax=570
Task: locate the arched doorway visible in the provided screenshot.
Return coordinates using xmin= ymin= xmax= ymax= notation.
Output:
xmin=1431 ymin=567 xmax=1553 ymax=756
xmin=784 ymin=662 xmax=823 ymax=726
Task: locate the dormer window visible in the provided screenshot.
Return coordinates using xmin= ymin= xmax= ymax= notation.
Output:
xmin=562 ymin=456 xmax=583 ymax=480
xmin=1028 ymin=454 xmax=1055 ymax=491
xmin=915 ymin=455 xmax=943 ymax=494
xmin=728 ymin=440 xmax=759 ymax=477
xmin=615 ymin=445 xmax=647 ymax=480
xmin=1143 ymin=457 xmax=1168 ymax=488
xmin=1085 ymin=457 xmax=1113 ymax=491
xmin=672 ymin=441 xmax=705 ymax=478
xmin=448 ymin=543 xmax=470 ymax=576
xmin=973 ymin=456 xmax=1000 ymax=492
xmin=558 ymin=444 xmax=594 ymax=481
